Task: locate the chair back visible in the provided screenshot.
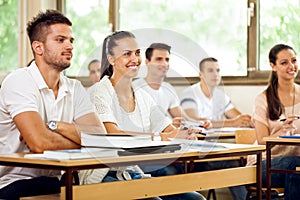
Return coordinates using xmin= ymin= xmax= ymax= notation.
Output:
xmin=235 ymin=129 xmax=256 ymax=144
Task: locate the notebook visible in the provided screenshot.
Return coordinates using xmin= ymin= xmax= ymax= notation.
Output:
xmin=279 ymin=134 xmax=300 ymax=139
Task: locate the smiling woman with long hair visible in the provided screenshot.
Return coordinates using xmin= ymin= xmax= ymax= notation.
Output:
xmin=247 ymin=44 xmax=300 ymax=200
xmin=90 ymin=31 xmax=204 ymax=200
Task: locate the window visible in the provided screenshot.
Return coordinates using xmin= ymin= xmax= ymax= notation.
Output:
xmin=2 ymin=0 xmax=300 ymax=86
xmin=259 ymin=0 xmax=300 ymax=71
xmin=119 ymin=0 xmax=248 ymax=77
xmin=64 ymin=0 xmax=109 ymax=77
xmin=0 ymin=0 xmax=18 ymax=74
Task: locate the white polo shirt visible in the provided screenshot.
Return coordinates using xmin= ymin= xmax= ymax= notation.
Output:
xmin=0 ymin=61 xmax=94 ymax=189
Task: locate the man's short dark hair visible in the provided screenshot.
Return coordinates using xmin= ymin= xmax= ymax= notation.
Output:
xmin=145 ymin=43 xmax=171 ymax=61
xmin=26 ymin=9 xmax=72 ymax=45
xmin=88 ymin=59 xmax=100 ymax=70
xmin=199 ymin=57 xmax=218 ymax=71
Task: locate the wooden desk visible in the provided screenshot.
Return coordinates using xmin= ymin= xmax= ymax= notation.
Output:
xmin=0 ymin=143 xmax=265 ymax=200
xmin=264 ymin=137 xmax=300 ymax=200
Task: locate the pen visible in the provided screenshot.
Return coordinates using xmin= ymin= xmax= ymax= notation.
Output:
xmin=279 ymin=116 xmax=300 ymax=122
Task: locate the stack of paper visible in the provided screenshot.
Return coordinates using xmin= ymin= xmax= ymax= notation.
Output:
xmin=43 ymin=148 xmax=118 ymax=160
xmin=81 ymin=133 xmax=152 ymax=148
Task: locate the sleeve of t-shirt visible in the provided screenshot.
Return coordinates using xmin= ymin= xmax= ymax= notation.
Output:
xmin=180 ymin=88 xmax=198 ymax=110
xmin=73 ymin=81 xmax=94 ymax=120
xmin=1 ymin=72 xmax=39 ymax=119
xmin=252 ymin=93 xmax=269 ymax=126
xmin=223 ymin=94 xmax=235 ymax=112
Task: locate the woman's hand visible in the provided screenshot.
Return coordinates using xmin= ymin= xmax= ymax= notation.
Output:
xmin=201 ymin=120 xmax=212 ymax=130
xmin=173 ymin=126 xmax=199 ymax=140
xmin=172 ymin=117 xmax=184 ymax=128
xmin=281 ymin=117 xmax=298 ymax=135
xmin=231 ymin=114 xmax=252 ymax=127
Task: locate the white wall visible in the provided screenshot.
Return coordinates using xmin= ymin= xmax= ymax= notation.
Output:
xmin=175 ymin=85 xmax=266 ymax=115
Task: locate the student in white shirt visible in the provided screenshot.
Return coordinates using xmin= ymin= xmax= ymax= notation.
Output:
xmin=181 ymin=57 xmax=252 ymax=128
xmin=133 ymin=43 xmax=211 ymax=129
xmin=181 ymin=57 xmax=249 ymax=200
xmin=0 ymin=10 xmax=106 ymax=199
xmin=91 ymin=31 xmax=205 ymax=200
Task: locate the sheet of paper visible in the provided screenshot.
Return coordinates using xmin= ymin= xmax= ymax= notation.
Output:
xmin=81 ymin=133 xmax=180 ymax=149
xmin=169 ymin=138 xmax=229 ymax=152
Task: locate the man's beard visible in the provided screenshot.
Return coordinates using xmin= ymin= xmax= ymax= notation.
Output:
xmin=53 ymin=60 xmax=71 ymax=72
xmin=44 ymin=55 xmax=71 ymax=72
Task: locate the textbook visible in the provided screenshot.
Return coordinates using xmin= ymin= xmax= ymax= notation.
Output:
xmin=81 ymin=133 xmax=182 ymax=155
xmin=42 ymin=148 xmax=118 ymax=160
xmin=81 ymin=133 xmax=153 ymax=149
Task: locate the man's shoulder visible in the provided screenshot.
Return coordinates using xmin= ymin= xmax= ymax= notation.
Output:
xmin=183 ymin=82 xmax=199 ymax=92
xmin=132 ymin=78 xmax=148 ymax=88
xmin=1 ymin=68 xmax=31 ymax=88
xmin=161 ymin=81 xmax=174 ymax=88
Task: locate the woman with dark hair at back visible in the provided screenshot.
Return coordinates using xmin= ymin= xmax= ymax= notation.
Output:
xmin=247 ymin=44 xmax=300 ymax=200
xmin=90 ymin=31 xmax=205 ymax=200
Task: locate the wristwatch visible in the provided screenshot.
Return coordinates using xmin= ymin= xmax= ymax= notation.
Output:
xmin=48 ymin=121 xmax=57 ymax=132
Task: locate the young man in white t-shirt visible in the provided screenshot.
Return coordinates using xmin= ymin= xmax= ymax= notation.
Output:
xmin=181 ymin=57 xmax=252 ymax=128
xmin=133 ymin=43 xmax=210 ymax=129
xmin=181 ymin=57 xmax=250 ymax=200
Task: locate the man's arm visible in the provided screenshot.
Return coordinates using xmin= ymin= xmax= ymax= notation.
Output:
xmin=168 ymin=106 xmax=183 ymax=119
xmin=58 ymin=112 xmax=107 ymax=143
xmin=14 ymin=111 xmax=81 ymax=153
xmin=225 ymin=107 xmax=241 ymax=118
xmin=221 ymin=108 xmax=252 ymax=127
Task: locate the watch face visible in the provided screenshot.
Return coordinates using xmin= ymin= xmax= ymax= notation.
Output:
xmin=48 ymin=121 xmax=57 ymax=131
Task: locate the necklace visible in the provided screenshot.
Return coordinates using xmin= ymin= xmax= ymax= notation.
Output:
xmin=292 ymin=85 xmax=295 ymax=116
xmin=282 ymin=85 xmax=295 ymax=117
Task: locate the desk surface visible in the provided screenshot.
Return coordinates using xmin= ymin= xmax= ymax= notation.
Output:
xmin=264 ymin=136 xmax=300 ymax=143
xmin=263 ymin=136 xmax=300 ymax=200
xmin=0 ymin=143 xmax=265 ymax=200
xmin=0 ymin=143 xmax=265 ymax=168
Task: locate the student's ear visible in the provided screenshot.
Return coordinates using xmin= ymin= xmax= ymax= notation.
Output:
xmin=270 ymin=62 xmax=276 ymax=71
xmin=145 ymin=58 xmax=150 ymax=65
xmin=32 ymin=41 xmax=43 ymax=56
xmin=107 ymin=55 xmax=115 ymax=66
xmin=199 ymin=71 xmax=203 ymax=79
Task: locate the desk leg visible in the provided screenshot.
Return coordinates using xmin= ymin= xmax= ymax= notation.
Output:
xmin=256 ymin=152 xmax=262 ymax=200
xmin=65 ymin=169 xmax=73 ymax=200
xmin=266 ymin=142 xmax=271 ymax=200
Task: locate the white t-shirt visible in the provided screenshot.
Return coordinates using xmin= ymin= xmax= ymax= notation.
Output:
xmin=180 ymin=82 xmax=234 ymax=120
xmin=133 ymin=78 xmax=180 ymax=117
xmin=92 ymin=76 xmax=171 ymax=133
xmin=0 ymin=61 xmax=94 ymax=189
